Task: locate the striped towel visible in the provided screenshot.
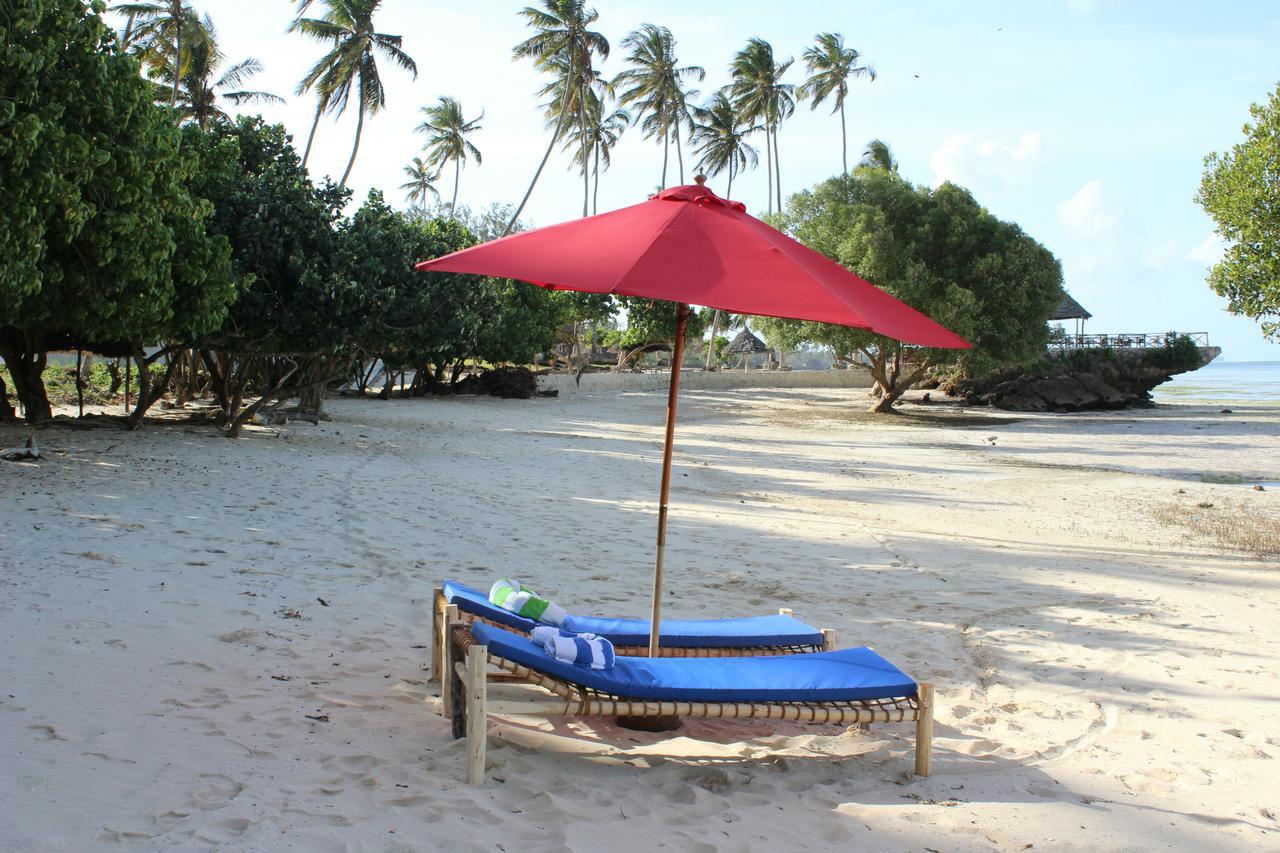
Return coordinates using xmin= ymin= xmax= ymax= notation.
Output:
xmin=530 ymin=626 xmax=616 ymax=670
xmin=488 ymin=578 xmax=567 ymax=626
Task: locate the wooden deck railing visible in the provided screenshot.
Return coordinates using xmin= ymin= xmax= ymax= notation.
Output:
xmin=1048 ymin=332 xmax=1209 ymax=352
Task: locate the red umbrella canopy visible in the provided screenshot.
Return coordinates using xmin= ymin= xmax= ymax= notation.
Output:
xmin=415 ymin=180 xmax=969 ymax=350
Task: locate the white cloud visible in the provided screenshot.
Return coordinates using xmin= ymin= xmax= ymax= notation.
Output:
xmin=928 ymin=132 xmax=1042 ymax=187
xmin=1187 ymin=234 xmax=1227 ymax=266
xmin=1143 ymin=239 xmax=1178 ymax=268
xmin=1059 ymin=180 xmax=1119 ymax=233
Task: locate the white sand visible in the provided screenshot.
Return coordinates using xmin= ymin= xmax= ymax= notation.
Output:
xmin=1 ymin=388 xmax=1277 ymax=851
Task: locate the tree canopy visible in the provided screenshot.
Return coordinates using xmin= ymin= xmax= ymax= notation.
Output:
xmin=1196 ymin=83 xmax=1280 ymax=341
xmin=0 ymin=0 xmax=236 ymax=420
xmin=779 ymin=169 xmax=1063 ymax=410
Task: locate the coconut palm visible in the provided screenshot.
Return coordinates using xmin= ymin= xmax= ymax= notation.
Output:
xmin=146 ymin=17 xmax=282 ymax=127
xmin=859 ymin=138 xmax=899 ymax=173
xmin=729 ymin=38 xmax=795 ymax=215
xmin=507 ymin=0 xmax=610 ymax=231
xmin=614 ymin=24 xmax=705 ymax=188
xmin=417 ymin=97 xmax=483 ymax=219
xmin=118 ymin=0 xmax=201 ymax=108
xmin=564 ymin=96 xmax=629 ymax=214
xmin=799 ymin=33 xmax=875 ymax=175
xmin=290 ymin=0 xmax=417 ymax=189
xmin=691 ymin=90 xmax=759 ymax=197
xmin=400 ymin=158 xmax=442 ymax=209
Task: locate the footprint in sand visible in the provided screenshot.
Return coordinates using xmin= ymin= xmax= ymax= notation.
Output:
xmin=190 ymin=774 xmax=244 ymax=811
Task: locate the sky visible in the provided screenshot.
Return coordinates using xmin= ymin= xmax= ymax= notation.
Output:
xmin=123 ymin=0 xmax=1280 ymax=361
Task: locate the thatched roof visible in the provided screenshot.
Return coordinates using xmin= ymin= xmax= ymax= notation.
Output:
xmin=724 ymin=329 xmax=769 ymax=354
xmin=1052 ymin=293 xmax=1092 ymax=321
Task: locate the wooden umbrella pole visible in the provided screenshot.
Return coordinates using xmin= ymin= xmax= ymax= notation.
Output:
xmin=648 ymin=303 xmax=691 ymax=657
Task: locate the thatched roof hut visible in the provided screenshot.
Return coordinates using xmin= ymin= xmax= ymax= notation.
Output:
xmin=724 ymin=328 xmax=769 ymax=354
xmin=1052 ymin=293 xmax=1092 ymax=321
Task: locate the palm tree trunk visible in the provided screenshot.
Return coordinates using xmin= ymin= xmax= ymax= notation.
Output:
xmin=675 ymin=126 xmax=684 ymax=184
xmin=764 ymin=126 xmax=773 ymax=214
xmin=450 ymin=156 xmax=460 ymax=219
xmin=839 ymin=99 xmax=848 ymax=175
xmin=339 ymin=103 xmax=365 ymax=190
xmin=592 ymin=143 xmax=600 ymax=214
xmin=503 ymin=72 xmax=575 ymax=236
xmin=660 ymin=132 xmax=669 ymax=189
xmin=727 ymin=160 xmax=734 ymax=197
xmin=773 ymin=126 xmax=781 ymax=211
xmin=302 ymin=102 xmax=322 ymax=169
xmin=170 ymin=0 xmax=181 ymax=109
xmin=704 ymin=309 xmax=720 ymax=370
xmin=579 ymin=83 xmax=590 ymax=217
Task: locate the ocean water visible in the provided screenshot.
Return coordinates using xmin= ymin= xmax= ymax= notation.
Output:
xmin=1154 ymin=360 xmax=1280 ymax=404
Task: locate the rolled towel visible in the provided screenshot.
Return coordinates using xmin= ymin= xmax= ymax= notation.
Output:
xmin=489 ymin=578 xmax=567 ymax=626
xmin=530 ymin=626 xmax=615 ymax=670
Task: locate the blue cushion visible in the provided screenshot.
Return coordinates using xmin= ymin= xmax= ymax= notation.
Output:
xmin=442 ymin=580 xmax=824 ymax=648
xmin=471 ymin=622 xmax=917 ymax=703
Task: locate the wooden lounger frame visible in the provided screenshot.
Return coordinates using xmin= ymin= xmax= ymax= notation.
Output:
xmin=445 ymin=622 xmax=934 ymax=786
xmin=431 ymin=586 xmax=834 ymax=689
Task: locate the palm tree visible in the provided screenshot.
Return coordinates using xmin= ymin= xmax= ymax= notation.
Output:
xmin=565 ymin=96 xmax=629 ymax=213
xmin=147 ymin=17 xmax=282 ymax=127
xmin=799 ymin=33 xmax=875 ymax=175
xmin=290 ymin=0 xmax=417 ymax=189
xmin=507 ymin=0 xmax=610 ymax=232
xmin=729 ymin=38 xmax=795 ymax=215
xmin=691 ymin=90 xmax=759 ymax=197
xmin=400 ymin=158 xmax=441 ymax=209
xmin=417 ymin=97 xmax=483 ymax=219
xmin=118 ymin=0 xmax=201 ymax=108
xmin=614 ymin=24 xmax=705 ymax=188
xmin=859 ymin=138 xmax=899 ymax=173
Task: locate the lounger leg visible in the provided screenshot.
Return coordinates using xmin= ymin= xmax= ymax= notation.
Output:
xmin=914 ymin=682 xmax=934 ymax=777
xmin=430 ymin=587 xmax=445 ymax=683
xmin=465 ymin=644 xmax=488 ymax=786
xmin=441 ymin=604 xmax=459 ymax=718
xmin=821 ymin=628 xmax=836 ymax=651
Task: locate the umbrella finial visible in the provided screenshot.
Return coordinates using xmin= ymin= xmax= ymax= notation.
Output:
xmin=694 ymin=174 xmax=706 ymax=186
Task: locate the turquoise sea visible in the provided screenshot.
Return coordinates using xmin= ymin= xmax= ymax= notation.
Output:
xmin=1154 ymin=359 xmax=1280 ymax=404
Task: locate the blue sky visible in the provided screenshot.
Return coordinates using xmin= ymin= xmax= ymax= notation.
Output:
xmin=150 ymin=0 xmax=1280 ymax=361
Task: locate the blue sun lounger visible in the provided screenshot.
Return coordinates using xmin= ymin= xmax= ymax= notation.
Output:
xmin=431 ymin=580 xmax=833 ymax=682
xmin=444 ymin=621 xmax=934 ymax=785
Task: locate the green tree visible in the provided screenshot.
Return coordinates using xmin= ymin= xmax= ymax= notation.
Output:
xmin=1 ymin=0 xmax=237 ymax=423
xmin=507 ymin=0 xmax=609 ymax=231
xmin=417 ymin=96 xmax=484 ymax=219
xmin=1196 ymin=83 xmax=1280 ymax=340
xmin=185 ymin=116 xmax=354 ymax=435
xmin=729 ymin=38 xmax=795 ymax=215
xmin=614 ymin=24 xmax=704 ymax=188
xmin=781 ymin=171 xmax=1063 ymax=411
xmin=691 ymin=89 xmax=759 ymax=196
xmin=798 ymin=33 xmax=875 ymax=175
xmin=290 ymin=0 xmax=417 ymax=188
xmin=612 ymin=298 xmax=706 ymax=367
xmin=400 ymin=157 xmax=441 ymax=210
xmin=859 ymin=137 xmax=898 ymax=172
xmin=563 ymin=90 xmax=628 ymax=213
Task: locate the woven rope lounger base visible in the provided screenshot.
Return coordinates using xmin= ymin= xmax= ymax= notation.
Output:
xmin=446 ymin=624 xmax=934 ymax=786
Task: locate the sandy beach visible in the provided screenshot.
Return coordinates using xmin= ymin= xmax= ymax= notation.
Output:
xmin=2 ymin=387 xmax=1278 ymax=851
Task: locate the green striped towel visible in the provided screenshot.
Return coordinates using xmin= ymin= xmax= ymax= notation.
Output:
xmin=488 ymin=578 xmax=567 ymax=626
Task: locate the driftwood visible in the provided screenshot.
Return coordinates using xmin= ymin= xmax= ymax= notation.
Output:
xmin=0 ymin=437 xmax=41 ymax=462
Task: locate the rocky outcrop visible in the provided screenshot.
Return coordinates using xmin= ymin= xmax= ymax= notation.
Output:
xmin=950 ymin=345 xmax=1220 ymax=412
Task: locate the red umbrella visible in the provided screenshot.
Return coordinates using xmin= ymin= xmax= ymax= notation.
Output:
xmin=417 ymin=177 xmax=969 ymax=654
